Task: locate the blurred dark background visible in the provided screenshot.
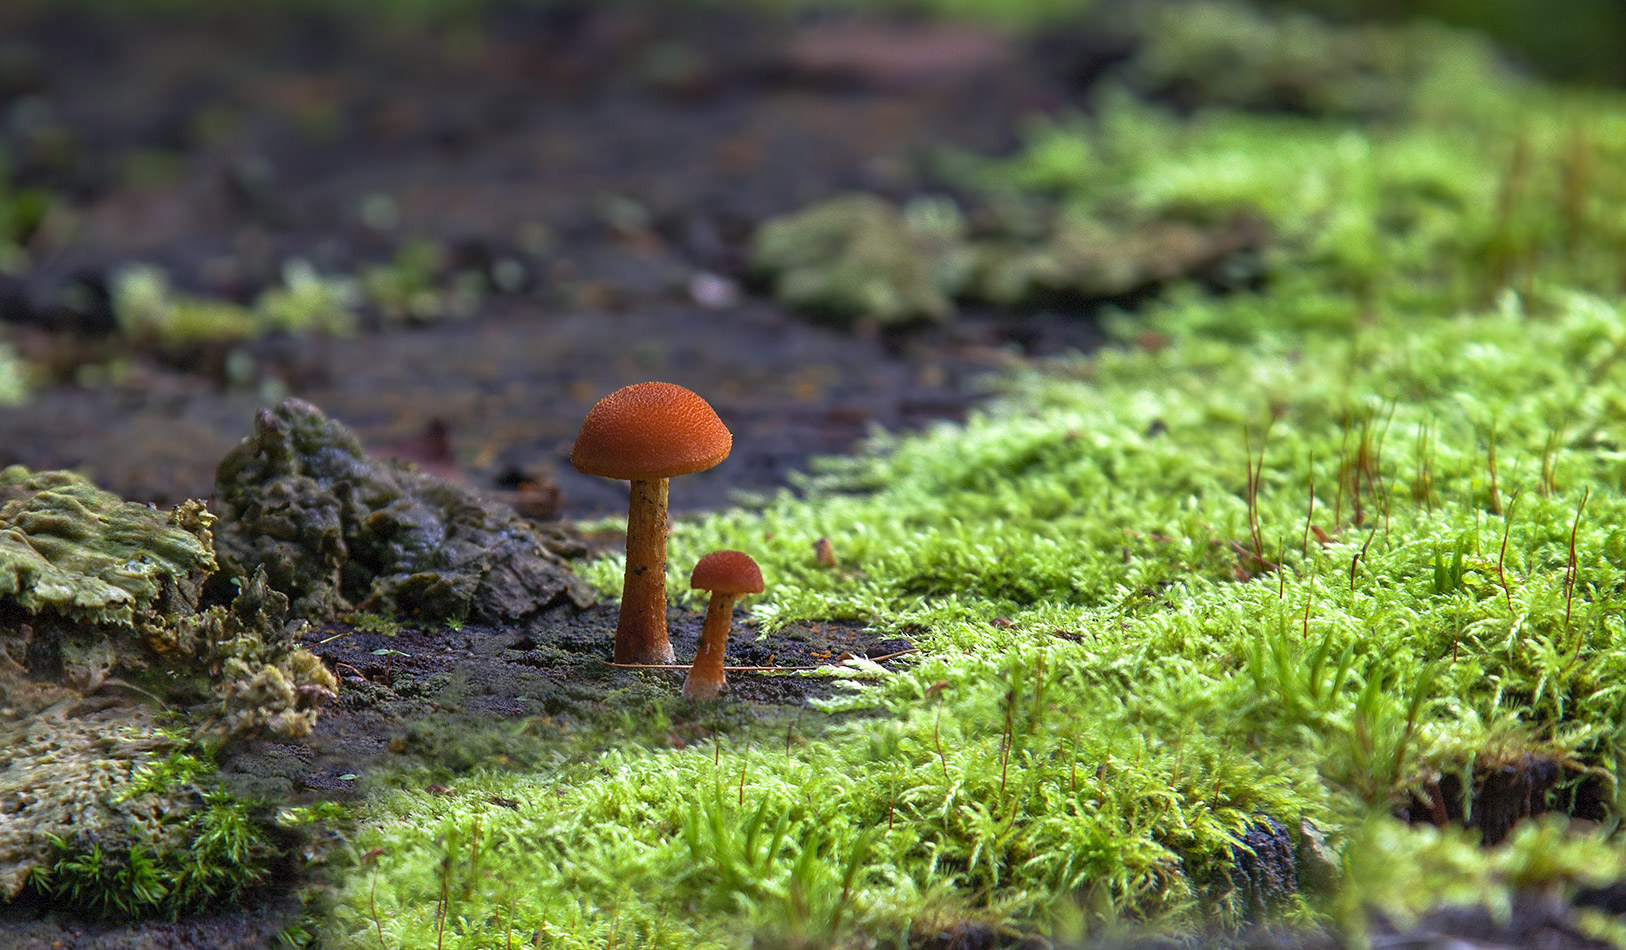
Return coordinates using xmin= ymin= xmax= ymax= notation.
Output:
xmin=11 ymin=0 xmax=1626 ymax=87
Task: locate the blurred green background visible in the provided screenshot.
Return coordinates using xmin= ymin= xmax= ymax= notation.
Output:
xmin=1271 ymin=0 xmax=1626 ymax=85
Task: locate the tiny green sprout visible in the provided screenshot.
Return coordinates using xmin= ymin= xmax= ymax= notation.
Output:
xmin=1431 ymin=534 xmax=1473 ymax=596
xmin=277 ymin=800 xmax=351 ymax=827
xmin=445 ymin=617 xmax=464 ymax=633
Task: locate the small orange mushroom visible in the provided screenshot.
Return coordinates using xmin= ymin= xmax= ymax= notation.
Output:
xmin=573 ymin=382 xmax=732 ymax=664
xmin=683 ymin=550 xmax=763 ymax=701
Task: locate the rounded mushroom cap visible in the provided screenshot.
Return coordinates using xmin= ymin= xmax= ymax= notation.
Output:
xmin=690 ymin=550 xmax=764 ymax=594
xmin=571 ymin=382 xmax=732 ymax=481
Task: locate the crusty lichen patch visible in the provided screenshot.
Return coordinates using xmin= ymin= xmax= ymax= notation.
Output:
xmin=157 ymin=567 xmax=338 ymax=738
xmin=211 ymin=397 xmax=592 ymax=624
xmin=0 ymin=702 xmax=189 ymax=901
xmin=0 ymin=465 xmax=215 ymax=629
xmin=0 ymin=468 xmax=333 ymax=915
xmin=0 ymin=467 xmax=335 ymax=740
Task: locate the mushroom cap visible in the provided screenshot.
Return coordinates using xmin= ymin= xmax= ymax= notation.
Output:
xmin=571 ymin=382 xmax=732 ymax=481
xmin=690 ymin=550 xmax=764 ymax=594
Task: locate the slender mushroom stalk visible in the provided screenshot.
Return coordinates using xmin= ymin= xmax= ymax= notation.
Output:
xmin=572 ymin=383 xmax=732 ymax=665
xmin=683 ymin=550 xmax=763 ymax=701
xmin=685 ymin=590 xmax=739 ymax=701
xmin=619 ymin=477 xmax=670 ymax=663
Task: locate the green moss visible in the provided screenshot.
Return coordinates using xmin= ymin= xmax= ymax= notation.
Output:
xmin=110 ymin=261 xmax=359 ymax=346
xmin=444 ymin=288 xmax=1626 ymax=946
xmin=759 ymin=3 xmax=1626 ymax=329
xmin=0 ymin=152 xmax=52 ymax=275
xmin=947 ymin=87 xmax=1626 ymax=323
xmin=751 ymin=188 xmax=1264 ymax=322
xmin=24 ymin=750 xmax=277 ymax=920
xmin=256 ymin=259 xmax=362 ymax=336
xmin=751 ymin=194 xmax=972 ymax=327
xmin=1115 ymin=1 xmax=1512 ymax=119
xmin=361 ymin=239 xmax=482 ymax=324
xmin=1 ymin=704 xmax=280 ymax=916
xmin=110 ymin=265 xmax=261 ymax=344
xmin=0 ymin=341 xmax=28 ymax=406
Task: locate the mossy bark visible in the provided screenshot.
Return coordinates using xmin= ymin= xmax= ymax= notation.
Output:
xmin=682 ymin=591 xmax=737 ymax=701
xmin=617 ymin=478 xmax=675 ymax=664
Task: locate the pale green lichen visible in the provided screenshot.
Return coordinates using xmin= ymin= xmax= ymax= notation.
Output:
xmin=966 ymin=205 xmax=1265 ymax=306
xmin=0 ymin=469 xmax=328 ymax=916
xmin=3 ymin=709 xmax=276 ymax=917
xmin=156 ymin=567 xmax=338 ymax=738
xmin=0 ymin=704 xmax=190 ymax=902
xmin=751 ymin=189 xmax=1265 ymax=322
xmin=0 ymin=465 xmax=215 ymax=629
xmin=0 ymin=467 xmax=334 ymax=737
xmin=0 ymin=341 xmax=27 ymax=406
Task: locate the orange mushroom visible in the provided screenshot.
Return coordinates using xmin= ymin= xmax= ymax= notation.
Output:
xmin=572 ymin=382 xmax=732 ymax=664
xmin=683 ymin=550 xmax=763 ymax=701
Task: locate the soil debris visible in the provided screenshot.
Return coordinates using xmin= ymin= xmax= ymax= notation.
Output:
xmin=210 ymin=398 xmax=594 ymax=624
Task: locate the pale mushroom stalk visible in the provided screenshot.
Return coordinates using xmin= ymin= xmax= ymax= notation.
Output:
xmin=619 ymin=477 xmax=673 ymax=664
xmin=683 ymin=590 xmax=738 ymax=701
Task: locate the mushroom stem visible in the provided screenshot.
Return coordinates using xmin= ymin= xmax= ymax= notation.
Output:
xmin=617 ymin=477 xmax=675 ymax=664
xmin=684 ymin=590 xmax=738 ymax=700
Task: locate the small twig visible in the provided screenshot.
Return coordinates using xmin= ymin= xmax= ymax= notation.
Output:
xmin=866 ymin=649 xmax=920 ymax=663
xmin=1302 ymin=467 xmax=1315 ymax=562
xmin=598 ymin=648 xmax=918 ymax=671
xmin=1350 ymin=526 xmax=1378 ymax=596
xmin=1227 ymin=539 xmax=1281 ymax=572
xmin=98 ymin=677 xmax=173 ymax=709
xmin=370 ymin=865 xmax=387 ymax=950
xmin=599 ymin=660 xmax=815 ymax=671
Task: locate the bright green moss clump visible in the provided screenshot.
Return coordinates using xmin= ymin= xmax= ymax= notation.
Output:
xmin=334 ymin=7 xmax=1626 ymax=942
xmin=337 ymin=288 xmax=1626 ymax=946
xmin=111 ymin=261 xmax=358 ymax=345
